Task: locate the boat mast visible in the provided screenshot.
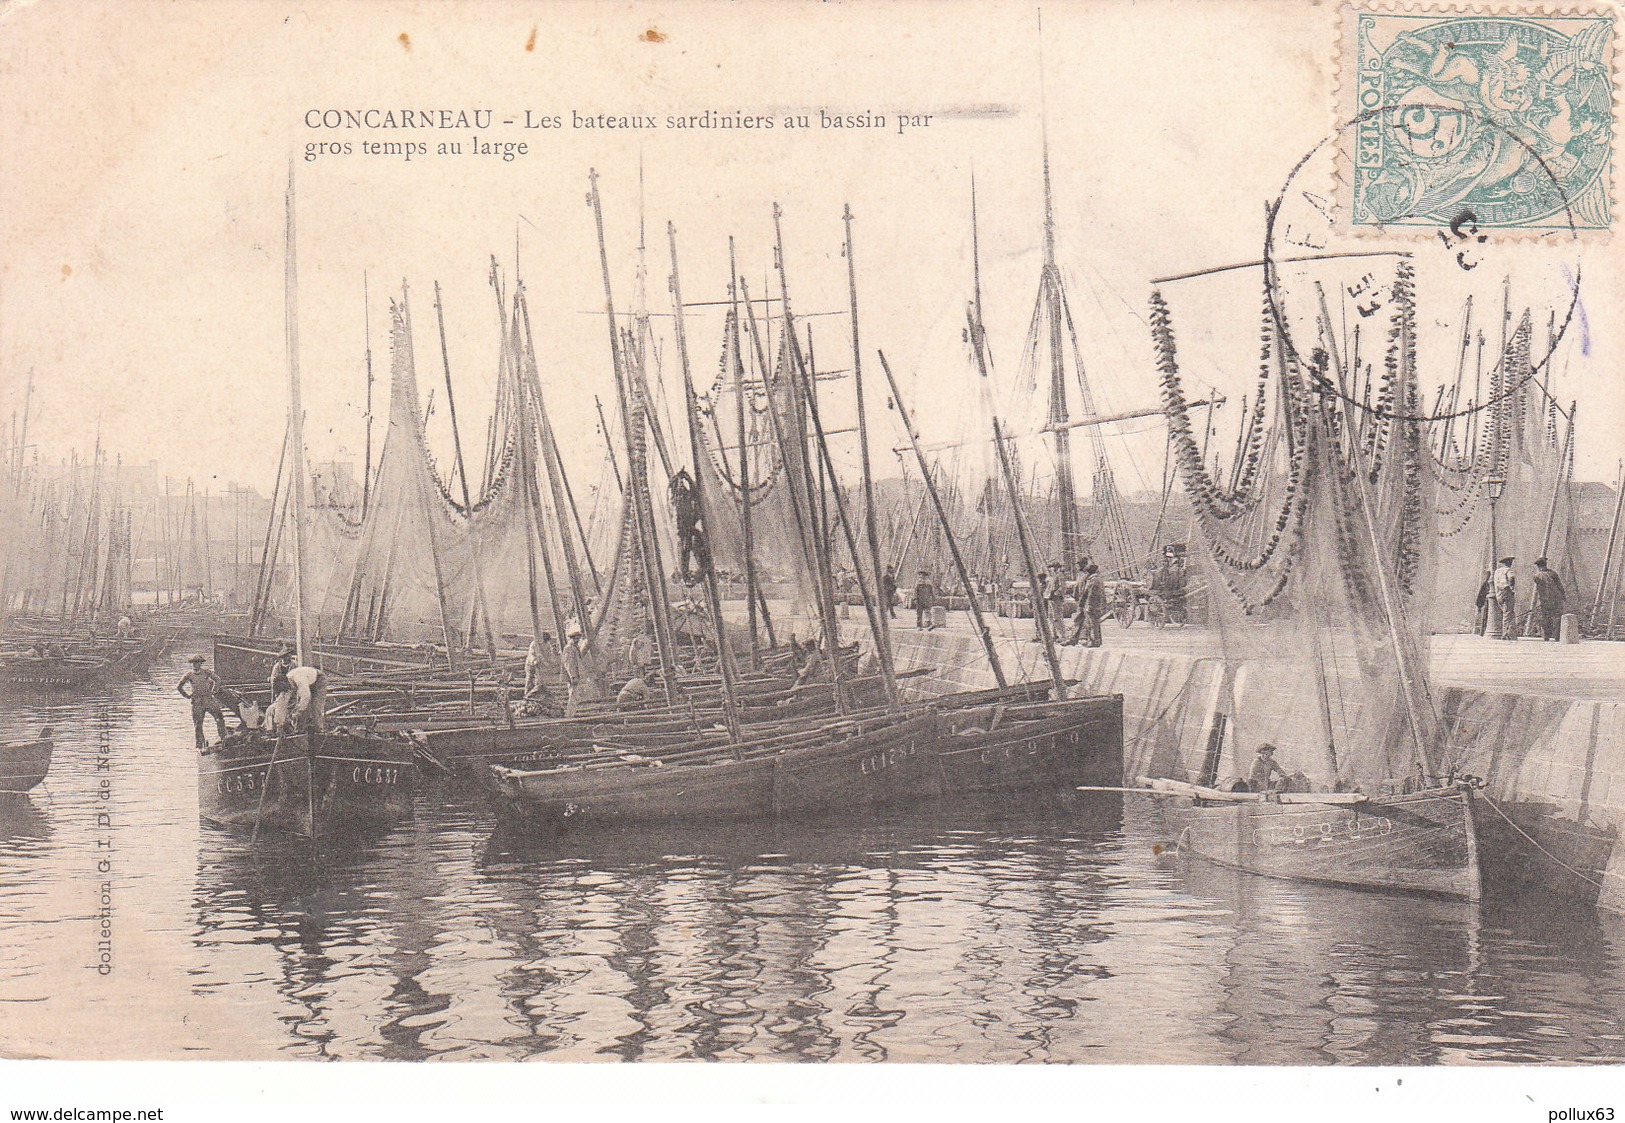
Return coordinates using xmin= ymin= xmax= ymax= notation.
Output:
xmin=844 ymin=205 xmax=899 ymax=699
xmin=283 ymin=166 xmax=310 ymax=666
xmin=668 ymin=222 xmax=744 ymax=744
xmin=727 ymin=236 xmax=763 ymax=667
xmin=434 ymin=280 xmax=498 ymax=661
xmin=878 ymin=351 xmax=1009 ymax=688
xmin=362 ymin=275 xmax=375 ymax=520
xmin=1036 ymin=17 xmax=1078 ymax=565
xmin=772 ymin=207 xmax=848 ymax=674
xmin=971 ymin=186 xmax=1066 ymax=698
xmin=588 ymin=170 xmax=682 ymax=701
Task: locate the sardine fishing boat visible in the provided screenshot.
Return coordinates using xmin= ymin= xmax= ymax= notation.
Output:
xmin=197 ymin=172 xmax=421 ymax=840
xmin=1140 ymin=777 xmax=1481 ymax=900
xmin=198 ymin=727 xmax=421 ymax=837
xmin=487 ymin=690 xmax=1121 ymax=830
xmin=1109 ymin=243 xmax=1486 ymax=900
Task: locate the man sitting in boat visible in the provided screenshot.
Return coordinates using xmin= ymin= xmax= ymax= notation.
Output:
xmin=177 ymin=655 xmax=228 ymax=751
xmin=616 ymin=675 xmax=650 ymax=709
xmin=1245 ymin=742 xmax=1289 ymax=793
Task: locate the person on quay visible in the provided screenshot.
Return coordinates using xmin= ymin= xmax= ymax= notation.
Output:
xmin=116 ymin=614 xmax=133 ymax=639
xmin=1247 ymin=743 xmax=1289 ymax=793
xmin=1531 ymin=557 xmax=1566 ymax=642
xmin=1494 ymin=556 xmax=1517 ymax=640
xmin=881 ymin=564 xmax=898 ymax=621
xmin=1082 ymin=563 xmax=1107 ymax=648
xmin=914 ymin=569 xmax=936 ymax=631
xmin=177 ymin=654 xmax=228 ymax=751
xmin=1045 ymin=561 xmax=1069 ymax=634
xmin=1473 ymin=569 xmax=1493 ymax=636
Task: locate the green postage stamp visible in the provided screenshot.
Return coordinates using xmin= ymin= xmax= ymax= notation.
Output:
xmin=1340 ymin=3 xmax=1617 ymax=233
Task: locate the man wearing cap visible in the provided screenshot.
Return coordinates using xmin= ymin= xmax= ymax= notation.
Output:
xmin=881 ymin=565 xmax=898 ymax=621
xmin=177 ymin=655 xmax=227 ymax=751
xmin=1493 ymin=557 xmax=1517 ymax=640
xmin=1248 ymin=743 xmax=1288 ymax=793
xmin=270 ymin=644 xmax=296 ymax=700
xmin=914 ymin=570 xmax=936 ymax=631
xmin=1531 ymin=557 xmax=1566 ymax=641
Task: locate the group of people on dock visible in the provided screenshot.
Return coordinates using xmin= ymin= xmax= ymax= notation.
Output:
xmin=1475 ymin=556 xmax=1568 ymax=641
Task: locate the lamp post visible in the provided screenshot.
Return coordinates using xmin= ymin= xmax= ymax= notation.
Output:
xmin=1485 ymin=474 xmax=1506 ymax=638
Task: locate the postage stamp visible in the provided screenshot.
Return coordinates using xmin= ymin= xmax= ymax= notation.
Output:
xmin=1338 ymin=3 xmax=1617 ymax=234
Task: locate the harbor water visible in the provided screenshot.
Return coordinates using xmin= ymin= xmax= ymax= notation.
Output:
xmin=1 ymin=654 xmax=1622 ymax=1063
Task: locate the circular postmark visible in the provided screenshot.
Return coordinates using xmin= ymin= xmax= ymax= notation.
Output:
xmin=1264 ymin=107 xmax=1582 ymax=423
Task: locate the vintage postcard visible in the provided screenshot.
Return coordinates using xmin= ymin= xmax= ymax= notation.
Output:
xmin=1 ymin=0 xmax=1622 ymax=1111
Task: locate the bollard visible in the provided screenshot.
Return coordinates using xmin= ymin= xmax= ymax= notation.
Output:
xmin=1560 ymin=613 xmax=1579 ymax=644
xmin=931 ymin=604 xmax=948 ymax=629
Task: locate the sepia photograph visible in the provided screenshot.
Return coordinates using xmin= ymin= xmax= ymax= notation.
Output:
xmin=0 ymin=0 xmax=1621 ymax=1111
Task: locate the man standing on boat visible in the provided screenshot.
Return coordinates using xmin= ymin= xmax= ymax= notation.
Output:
xmin=285 ymin=665 xmax=327 ymax=733
xmin=1493 ymin=556 xmax=1517 ymax=640
xmin=177 ymin=655 xmax=227 ymax=751
xmin=524 ymin=637 xmax=546 ymax=698
xmin=270 ymin=644 xmax=295 ymax=700
xmin=1474 ymin=569 xmax=1493 ymax=635
xmin=1531 ymin=557 xmax=1566 ymax=641
xmin=560 ymin=623 xmax=603 ymax=716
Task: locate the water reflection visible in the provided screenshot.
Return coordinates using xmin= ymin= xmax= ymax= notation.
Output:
xmin=0 ymin=656 xmax=1622 ymax=1062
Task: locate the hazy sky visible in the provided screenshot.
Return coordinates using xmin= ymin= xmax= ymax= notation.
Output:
xmin=2 ymin=0 xmax=1619 ymax=502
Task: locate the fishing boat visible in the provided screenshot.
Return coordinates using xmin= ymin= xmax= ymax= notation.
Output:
xmin=0 ymin=729 xmax=53 ymax=794
xmin=1141 ymin=777 xmax=1481 ymax=900
xmin=197 ymin=171 xmax=422 ymax=840
xmin=487 ymin=690 xmax=1121 ymax=830
xmin=197 ymin=727 xmax=419 ymax=836
xmin=1117 ymin=239 xmax=1485 ymax=900
xmin=0 ymin=634 xmax=166 ymax=693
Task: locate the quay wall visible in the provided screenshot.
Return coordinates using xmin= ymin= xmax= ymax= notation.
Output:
xmin=890 ymin=629 xmax=1625 ymax=912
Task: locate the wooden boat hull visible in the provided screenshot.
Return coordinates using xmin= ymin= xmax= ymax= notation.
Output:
xmin=938 ymin=696 xmax=1124 ymax=795
xmin=0 ymin=739 xmax=52 ymax=794
xmin=212 ymin=634 xmax=439 ymax=687
xmin=489 ymin=693 xmax=1124 ymax=831
xmin=197 ymin=730 xmax=418 ymax=837
xmin=1159 ymin=786 xmax=1481 ymax=900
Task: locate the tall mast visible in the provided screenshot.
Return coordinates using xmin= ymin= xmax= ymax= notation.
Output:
xmin=973 ymin=186 xmax=1066 ymax=697
xmin=362 ymin=274 xmax=375 ymax=519
xmin=843 ymin=205 xmax=899 ymax=700
xmin=772 ymin=205 xmax=847 ymax=673
xmin=668 ymin=221 xmax=743 ymax=744
xmin=283 ymin=165 xmax=310 ymax=665
xmin=1036 ymin=15 xmax=1079 ymax=564
xmin=727 ymin=236 xmax=763 ymax=666
xmin=434 ymin=279 xmax=498 ymax=660
xmin=588 ymin=170 xmax=682 ymax=700
xmin=879 ymin=350 xmax=1008 ymax=688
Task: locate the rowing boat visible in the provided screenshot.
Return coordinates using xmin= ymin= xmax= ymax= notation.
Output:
xmin=0 ymin=730 xmax=53 ymax=795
